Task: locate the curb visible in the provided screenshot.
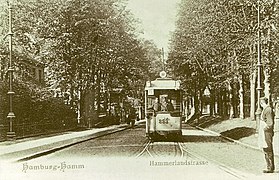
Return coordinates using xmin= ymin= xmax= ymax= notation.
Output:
xmin=1 ymin=124 xmax=129 ymax=162
xmin=17 ymin=125 xmax=128 ymax=162
xmin=194 ymin=125 xmax=279 ymax=158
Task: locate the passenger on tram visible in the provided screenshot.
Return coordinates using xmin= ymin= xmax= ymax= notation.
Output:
xmin=166 ymin=99 xmax=174 ymax=111
xmin=160 ymin=97 xmax=174 ymax=112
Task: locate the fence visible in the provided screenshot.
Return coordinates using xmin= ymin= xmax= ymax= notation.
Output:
xmin=0 ymin=121 xmax=77 ymax=142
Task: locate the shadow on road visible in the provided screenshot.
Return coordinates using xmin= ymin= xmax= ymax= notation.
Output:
xmin=220 ymin=127 xmax=255 ymax=140
xmin=150 ymin=134 xmax=228 ymax=143
xmin=187 ymin=115 xmax=227 ymax=128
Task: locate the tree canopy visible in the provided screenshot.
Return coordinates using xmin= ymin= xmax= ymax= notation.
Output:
xmin=169 ymin=0 xmax=279 ymax=97
xmin=0 ymin=0 xmax=162 ymax=126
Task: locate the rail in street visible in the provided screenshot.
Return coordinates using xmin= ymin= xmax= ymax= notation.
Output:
xmin=2 ymin=122 xmax=278 ymax=180
xmin=136 ymin=138 xmax=247 ymax=179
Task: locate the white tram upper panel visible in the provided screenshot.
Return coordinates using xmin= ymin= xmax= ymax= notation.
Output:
xmin=145 ymin=78 xmax=181 ymax=90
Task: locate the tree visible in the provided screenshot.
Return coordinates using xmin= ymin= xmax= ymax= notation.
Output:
xmin=4 ymin=0 xmax=159 ymax=127
xmin=169 ymin=0 xmax=279 ymax=119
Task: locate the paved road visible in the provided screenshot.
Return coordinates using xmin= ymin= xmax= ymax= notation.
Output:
xmin=181 ymin=125 xmax=279 ymax=175
xmin=2 ymin=123 xmax=278 ymax=180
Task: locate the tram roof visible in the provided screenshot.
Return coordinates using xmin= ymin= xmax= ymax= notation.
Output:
xmin=145 ymin=78 xmax=181 ymax=90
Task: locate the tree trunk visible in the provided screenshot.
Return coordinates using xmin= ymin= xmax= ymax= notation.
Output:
xmin=84 ymin=88 xmax=95 ymax=128
xmin=184 ymin=97 xmax=188 ymax=120
xmin=228 ymin=81 xmax=234 ymax=119
xmin=107 ymin=89 xmax=111 ymax=116
xmin=96 ymin=71 xmax=101 ymax=116
xmin=194 ymin=91 xmax=200 ymax=118
xmin=210 ymin=88 xmax=215 ymax=116
xmin=217 ymin=89 xmax=225 ymax=117
xmin=263 ymin=67 xmax=271 ymax=101
xmin=216 ymin=90 xmax=220 ymax=115
xmin=77 ymin=89 xmax=81 ymax=124
xmin=223 ymin=90 xmax=229 ymax=117
xmin=264 ymin=23 xmax=272 ymax=103
xmin=199 ymin=89 xmax=203 ymax=115
xmin=69 ymin=82 xmax=74 ymax=107
xmin=239 ymin=75 xmax=244 ymax=119
xmin=214 ymin=92 xmax=217 ymax=115
xmin=232 ymin=83 xmax=239 ymax=118
xmin=224 ymin=90 xmax=228 ymax=117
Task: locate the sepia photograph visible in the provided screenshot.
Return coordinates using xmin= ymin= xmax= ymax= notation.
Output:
xmin=0 ymin=0 xmax=279 ymax=179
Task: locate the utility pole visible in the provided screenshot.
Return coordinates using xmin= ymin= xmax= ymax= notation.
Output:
xmin=255 ymin=0 xmax=262 ymax=133
xmin=162 ymin=48 xmax=165 ymax=71
xmin=6 ymin=0 xmax=16 ymax=139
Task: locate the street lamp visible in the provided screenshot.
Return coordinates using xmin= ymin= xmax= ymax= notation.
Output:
xmin=6 ymin=0 xmax=16 ymax=139
xmin=255 ymin=0 xmax=262 ymax=133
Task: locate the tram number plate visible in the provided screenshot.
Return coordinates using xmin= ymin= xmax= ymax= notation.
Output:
xmin=158 ymin=118 xmax=169 ymax=124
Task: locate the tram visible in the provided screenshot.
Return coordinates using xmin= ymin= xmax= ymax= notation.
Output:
xmin=144 ymin=71 xmax=183 ymax=139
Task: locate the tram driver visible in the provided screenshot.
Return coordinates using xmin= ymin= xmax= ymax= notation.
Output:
xmin=153 ymin=97 xmax=161 ymax=112
xmin=161 ymin=97 xmax=174 ymax=112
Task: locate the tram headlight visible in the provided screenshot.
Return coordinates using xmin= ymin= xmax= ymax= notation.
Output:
xmin=159 ymin=71 xmax=167 ymax=78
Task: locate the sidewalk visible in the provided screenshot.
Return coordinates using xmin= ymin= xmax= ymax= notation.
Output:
xmin=0 ymin=123 xmax=130 ymax=162
xmin=188 ymin=116 xmax=279 ymax=156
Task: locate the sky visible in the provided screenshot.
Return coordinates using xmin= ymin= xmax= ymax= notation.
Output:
xmin=127 ymin=0 xmax=181 ymax=53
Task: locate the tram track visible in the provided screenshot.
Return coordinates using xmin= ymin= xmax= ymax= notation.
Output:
xmin=135 ymin=138 xmax=247 ymax=179
xmin=136 ymin=139 xmax=153 ymax=158
xmin=14 ymin=121 xmax=253 ymax=180
xmin=135 ymin=140 xmax=184 ymax=158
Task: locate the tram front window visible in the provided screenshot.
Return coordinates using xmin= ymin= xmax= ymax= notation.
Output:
xmin=147 ymin=90 xmax=181 ymax=115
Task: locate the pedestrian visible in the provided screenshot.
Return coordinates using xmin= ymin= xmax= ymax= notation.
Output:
xmin=259 ymin=97 xmax=275 ymax=173
xmin=128 ymin=108 xmax=136 ymax=128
